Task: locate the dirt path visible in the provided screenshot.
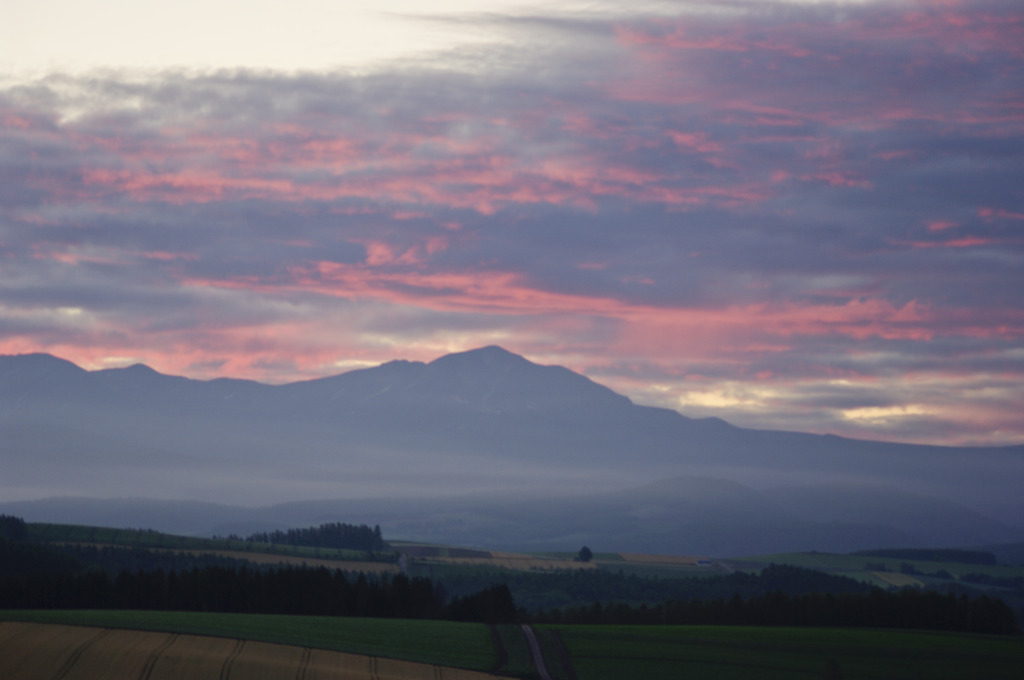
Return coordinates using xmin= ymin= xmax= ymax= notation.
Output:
xmin=519 ymin=625 xmax=553 ymax=680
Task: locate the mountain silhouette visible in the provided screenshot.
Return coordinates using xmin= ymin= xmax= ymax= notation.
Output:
xmin=2 ymin=347 xmax=1022 ymax=553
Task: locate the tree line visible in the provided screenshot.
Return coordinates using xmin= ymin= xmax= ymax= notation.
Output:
xmin=0 ymin=515 xmax=28 ymax=542
xmin=410 ymin=563 xmax=877 ymax=612
xmin=223 ymin=522 xmax=386 ymax=552
xmin=852 ymin=548 xmax=998 ymax=565
xmin=1 ymin=564 xmax=449 ymax=619
xmin=534 ymin=587 xmax=1018 ymax=635
xmin=0 ymin=535 xmax=516 ymax=623
xmin=2 ymin=556 xmax=1015 ymax=633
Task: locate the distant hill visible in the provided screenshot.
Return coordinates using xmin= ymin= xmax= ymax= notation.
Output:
xmin=2 ymin=347 xmax=1022 ymax=554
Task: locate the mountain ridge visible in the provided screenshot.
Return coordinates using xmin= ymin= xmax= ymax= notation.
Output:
xmin=2 ymin=346 xmax=1022 ymax=554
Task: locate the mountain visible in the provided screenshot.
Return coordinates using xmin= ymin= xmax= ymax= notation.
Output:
xmin=2 ymin=347 xmax=1022 ymax=553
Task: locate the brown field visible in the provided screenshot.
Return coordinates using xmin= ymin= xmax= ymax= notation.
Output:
xmin=870 ymin=571 xmax=924 ymax=588
xmin=0 ymin=621 xmax=501 ymax=680
xmin=55 ymin=542 xmax=401 ymax=574
xmin=195 ymin=549 xmax=400 ymax=573
xmin=617 ymin=553 xmax=710 ymax=566
xmin=417 ymin=551 xmax=597 ymax=571
xmin=389 ymin=542 xmax=597 ymax=571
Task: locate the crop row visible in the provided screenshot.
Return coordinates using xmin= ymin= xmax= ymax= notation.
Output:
xmin=0 ymin=621 xmax=502 ymax=680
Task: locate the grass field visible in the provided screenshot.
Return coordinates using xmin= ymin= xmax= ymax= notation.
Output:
xmin=492 ymin=624 xmax=537 ymax=678
xmin=727 ymin=551 xmax=1024 ymax=592
xmin=548 ymin=624 xmax=1024 ymax=680
xmin=0 ymin=621 xmax=503 ymax=680
xmin=141 ymin=546 xmax=402 ymax=573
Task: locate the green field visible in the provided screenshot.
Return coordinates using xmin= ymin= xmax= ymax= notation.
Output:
xmin=548 ymin=624 xmax=1024 ymax=680
xmin=728 ymin=551 xmax=1024 ymax=588
xmin=594 ymin=561 xmax=723 ymax=580
xmin=492 ymin=624 xmax=538 ymax=678
xmin=5 ymin=610 xmax=1022 ymax=680
xmin=0 ymin=610 xmax=497 ymax=672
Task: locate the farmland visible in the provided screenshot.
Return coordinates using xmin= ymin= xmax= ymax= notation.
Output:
xmin=29 ymin=521 xmax=729 ymax=578
xmin=0 ymin=620 xmax=502 ymax=680
xmin=27 ymin=523 xmax=393 ymax=567
xmin=727 ymin=551 xmax=1024 ymax=592
xmin=0 ymin=610 xmax=500 ymax=668
xmin=3 ymin=613 xmax=1023 ymax=680
xmin=5 ymin=517 xmax=1024 ymax=678
xmin=392 ymin=542 xmax=598 ymax=571
xmin=549 ymin=624 xmax=1024 ymax=680
xmin=22 ymin=521 xmax=731 ymax=578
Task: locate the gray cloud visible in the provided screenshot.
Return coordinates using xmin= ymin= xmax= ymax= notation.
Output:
xmin=1 ymin=0 xmax=1022 ymax=444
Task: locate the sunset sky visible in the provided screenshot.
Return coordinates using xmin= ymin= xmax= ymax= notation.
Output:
xmin=2 ymin=0 xmax=1022 ymax=446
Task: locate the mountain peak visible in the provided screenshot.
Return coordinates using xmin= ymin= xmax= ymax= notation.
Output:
xmin=0 ymin=352 xmax=85 ymax=373
xmin=0 ymin=353 xmax=88 ymax=393
xmin=399 ymin=345 xmax=632 ymax=414
xmin=92 ymin=362 xmax=168 ymax=384
xmin=428 ymin=345 xmax=528 ymax=367
xmin=122 ymin=363 xmax=160 ymax=374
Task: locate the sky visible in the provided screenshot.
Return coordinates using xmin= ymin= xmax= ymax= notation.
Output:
xmin=1 ymin=0 xmax=1022 ymax=447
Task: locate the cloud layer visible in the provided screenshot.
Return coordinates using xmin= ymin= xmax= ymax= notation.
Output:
xmin=2 ymin=0 xmax=1023 ymax=445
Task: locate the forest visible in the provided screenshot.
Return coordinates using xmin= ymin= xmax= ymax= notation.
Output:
xmin=535 ymin=586 xmax=1017 ymax=634
xmin=222 ymin=522 xmax=387 ymax=553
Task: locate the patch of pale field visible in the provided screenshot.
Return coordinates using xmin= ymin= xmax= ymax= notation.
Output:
xmin=0 ymin=622 xmax=502 ymax=680
xmin=0 ymin=620 xmax=108 ymax=679
xmin=147 ymin=634 xmax=241 ymax=679
xmin=418 ymin=552 xmax=596 ymax=571
xmin=50 ymin=543 xmax=400 ymax=573
xmin=376 ymin=656 xmax=498 ymax=680
xmin=870 ymin=571 xmax=924 ymax=588
xmin=618 ymin=553 xmax=708 ymax=565
xmin=0 ymin=624 xmax=171 ymax=680
xmin=201 ymin=550 xmax=400 ymax=573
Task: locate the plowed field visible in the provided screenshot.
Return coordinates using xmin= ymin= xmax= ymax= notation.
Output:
xmin=0 ymin=621 xmax=502 ymax=680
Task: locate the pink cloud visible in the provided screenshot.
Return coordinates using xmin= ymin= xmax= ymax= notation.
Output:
xmin=799 ymin=173 xmax=873 ymax=189
xmin=614 ymin=22 xmax=813 ymax=59
xmin=179 ymin=256 xmax=1019 ymax=355
xmin=979 ymin=207 xmax=1024 ymax=220
xmin=607 ymin=3 xmax=1024 ymax=133
xmin=70 ymin=132 xmax=719 ymax=214
xmin=31 ymin=245 xmax=125 ymax=267
xmin=668 ymin=131 xmax=722 ymax=153
xmin=893 ymin=236 xmax=1005 ymax=249
xmin=80 ymin=168 xmax=297 ymax=204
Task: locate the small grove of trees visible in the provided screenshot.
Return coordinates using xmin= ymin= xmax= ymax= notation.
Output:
xmin=0 ymin=515 xmax=28 ymax=541
xmin=444 ymin=584 xmax=519 ymax=623
xmin=0 ymin=564 xmax=518 ymax=623
xmin=232 ymin=522 xmax=386 ymax=552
